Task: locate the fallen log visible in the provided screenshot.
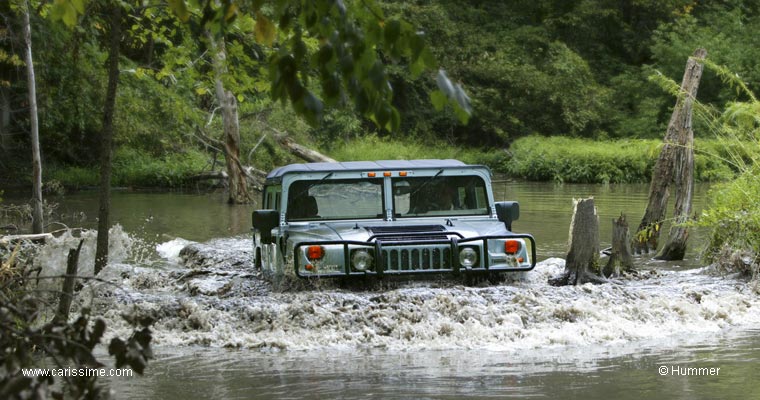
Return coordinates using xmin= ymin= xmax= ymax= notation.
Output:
xmin=0 ymin=232 xmax=54 ymax=245
xmin=549 ymin=197 xmax=606 ymax=286
xmin=190 ymin=166 xmax=267 ymax=190
xmin=274 ymin=134 xmax=337 ymax=163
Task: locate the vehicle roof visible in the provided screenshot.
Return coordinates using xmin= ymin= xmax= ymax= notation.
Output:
xmin=266 ymin=159 xmax=486 ymax=180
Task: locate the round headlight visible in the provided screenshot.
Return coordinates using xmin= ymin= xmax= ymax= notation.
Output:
xmin=351 ymin=250 xmax=373 ymax=271
xmin=459 ymin=247 xmax=478 ymax=267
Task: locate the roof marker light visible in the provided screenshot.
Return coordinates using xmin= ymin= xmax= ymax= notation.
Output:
xmin=383 ymin=171 xmax=392 ymax=177
xmin=367 ymin=172 xmax=376 ymax=177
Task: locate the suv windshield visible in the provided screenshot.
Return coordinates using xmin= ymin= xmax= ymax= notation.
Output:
xmin=393 ymin=176 xmax=489 ymax=217
xmin=287 ymin=179 xmax=384 ymax=221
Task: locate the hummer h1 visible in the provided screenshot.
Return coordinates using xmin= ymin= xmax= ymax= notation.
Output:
xmin=252 ymin=160 xmax=535 ymax=280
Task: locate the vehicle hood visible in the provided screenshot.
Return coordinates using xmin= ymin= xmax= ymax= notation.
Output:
xmin=285 ymin=218 xmax=510 ymax=243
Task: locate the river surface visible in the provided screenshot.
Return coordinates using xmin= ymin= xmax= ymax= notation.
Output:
xmin=4 ymin=182 xmax=760 ymax=399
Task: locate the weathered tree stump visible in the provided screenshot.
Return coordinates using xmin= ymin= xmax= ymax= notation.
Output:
xmin=635 ymin=48 xmax=706 ymax=257
xmin=603 ymin=214 xmax=634 ymax=277
xmin=549 ymin=198 xmax=605 ymax=286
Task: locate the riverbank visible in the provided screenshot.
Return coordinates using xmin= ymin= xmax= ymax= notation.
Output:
xmin=1 ymin=136 xmax=740 ymax=192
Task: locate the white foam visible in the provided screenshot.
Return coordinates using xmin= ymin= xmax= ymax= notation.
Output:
xmin=156 ymin=238 xmax=193 ymax=261
xmin=41 ymin=236 xmax=760 ymax=353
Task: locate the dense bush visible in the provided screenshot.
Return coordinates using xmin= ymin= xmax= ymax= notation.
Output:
xmin=504 ymin=136 xmax=737 ymax=184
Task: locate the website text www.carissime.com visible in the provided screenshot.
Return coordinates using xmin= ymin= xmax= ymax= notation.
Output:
xmin=21 ymin=367 xmax=134 ymax=378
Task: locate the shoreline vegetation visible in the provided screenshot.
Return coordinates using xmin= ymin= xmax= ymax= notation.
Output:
xmin=28 ymin=135 xmax=743 ymax=191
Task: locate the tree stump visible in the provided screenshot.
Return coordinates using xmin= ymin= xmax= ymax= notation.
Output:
xmin=549 ymin=198 xmax=605 ymax=286
xmin=603 ymin=214 xmax=634 ymax=277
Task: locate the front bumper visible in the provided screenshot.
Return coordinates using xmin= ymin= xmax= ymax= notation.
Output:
xmin=292 ymin=234 xmax=536 ymax=278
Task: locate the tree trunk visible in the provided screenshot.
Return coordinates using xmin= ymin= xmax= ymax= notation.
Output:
xmin=656 ymin=52 xmax=704 ymax=260
xmin=54 ymin=239 xmax=83 ymax=323
xmin=94 ymin=3 xmax=121 ymax=275
xmin=275 ymin=134 xmax=337 ymax=163
xmin=206 ymin=31 xmax=252 ymax=204
xmin=22 ymin=1 xmax=43 ymax=234
xmin=603 ymin=214 xmax=634 ymax=277
xmin=549 ymin=197 xmax=605 ymax=286
xmin=0 ymin=88 xmax=10 ymax=153
xmin=634 ymin=48 xmax=706 ymax=255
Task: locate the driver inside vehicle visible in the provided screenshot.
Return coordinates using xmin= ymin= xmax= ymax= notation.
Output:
xmin=415 ymin=184 xmax=459 ymax=212
xmin=436 ymin=185 xmax=460 ymax=210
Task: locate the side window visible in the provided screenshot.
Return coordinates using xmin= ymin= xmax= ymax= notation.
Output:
xmin=264 ymin=185 xmax=282 ymax=210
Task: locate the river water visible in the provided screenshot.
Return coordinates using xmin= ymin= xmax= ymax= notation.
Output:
xmin=4 ymin=182 xmax=760 ymax=399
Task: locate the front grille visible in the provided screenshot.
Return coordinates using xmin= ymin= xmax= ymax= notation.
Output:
xmin=382 ymin=246 xmax=452 ymax=272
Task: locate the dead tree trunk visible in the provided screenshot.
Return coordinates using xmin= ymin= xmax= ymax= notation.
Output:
xmin=603 ymin=214 xmax=634 ymax=277
xmin=207 ymin=31 xmax=253 ymax=204
xmin=549 ymin=198 xmax=605 ymax=286
xmin=54 ymin=239 xmax=83 ymax=323
xmin=22 ymin=1 xmax=43 ymax=234
xmin=656 ymin=77 xmax=699 ymax=260
xmin=635 ymin=48 xmax=706 ymax=255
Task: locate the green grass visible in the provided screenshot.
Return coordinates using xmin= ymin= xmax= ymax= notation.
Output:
xmin=503 ymin=136 xmax=737 ymax=184
xmin=48 ymin=147 xmax=210 ymax=189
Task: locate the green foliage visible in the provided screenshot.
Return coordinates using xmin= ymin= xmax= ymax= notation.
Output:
xmin=47 ymin=166 xmax=100 ymax=189
xmin=111 ymin=147 xmax=209 ymax=187
xmin=700 ymin=170 xmax=760 ymax=276
xmin=505 ymin=136 xmax=657 ymax=183
xmin=696 ymin=63 xmax=760 ymax=274
xmin=5 ymin=0 xmax=760 ymax=190
xmin=162 ymin=0 xmax=467 ymax=131
xmin=48 ymin=147 xmax=210 ymax=188
xmin=115 ymin=70 xmax=202 ymax=153
xmin=504 ymin=136 xmax=736 ymax=184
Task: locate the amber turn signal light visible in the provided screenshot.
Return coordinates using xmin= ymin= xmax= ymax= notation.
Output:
xmin=307 ymin=245 xmax=325 ymax=260
xmin=504 ymin=240 xmax=521 ymax=254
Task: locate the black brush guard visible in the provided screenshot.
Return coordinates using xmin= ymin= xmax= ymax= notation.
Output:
xmin=293 ymin=232 xmax=537 ymax=278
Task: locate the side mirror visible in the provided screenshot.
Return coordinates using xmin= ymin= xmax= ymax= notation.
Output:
xmin=252 ymin=210 xmax=279 ymax=244
xmin=495 ymin=201 xmax=519 ymax=231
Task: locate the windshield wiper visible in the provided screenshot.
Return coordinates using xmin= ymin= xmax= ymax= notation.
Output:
xmin=410 ymin=169 xmax=444 ymax=196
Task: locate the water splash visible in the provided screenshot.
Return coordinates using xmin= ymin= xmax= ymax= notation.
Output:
xmin=156 ymin=238 xmax=193 ymax=262
xmin=31 ymin=233 xmax=754 ymax=353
